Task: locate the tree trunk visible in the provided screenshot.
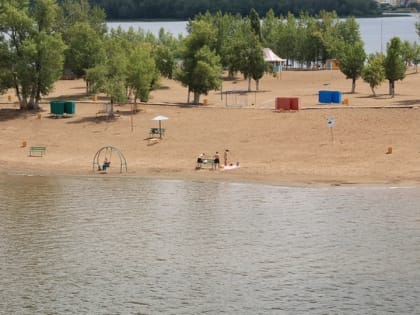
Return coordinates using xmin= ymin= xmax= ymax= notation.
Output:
xmin=187 ymin=87 xmax=190 ymax=104
xmin=248 ymin=77 xmax=252 ymax=91
xmin=256 ymin=79 xmax=260 ymax=91
xmin=34 ymin=84 xmax=41 ymax=110
xmin=351 ymin=78 xmax=356 ymax=94
xmin=110 ymin=97 xmax=115 ymax=116
xmin=370 ymin=85 xmax=376 ymax=97
xmin=19 ymin=99 xmax=27 ymax=110
xmin=389 ymin=80 xmax=395 ymax=97
xmin=14 ymin=82 xmax=25 ymax=110
xmin=193 ymin=91 xmax=200 ymax=105
xmin=32 ymin=61 xmax=42 ymax=110
xmin=28 ymin=94 xmax=37 ymax=110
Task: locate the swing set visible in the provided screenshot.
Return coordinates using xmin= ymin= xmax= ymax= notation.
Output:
xmin=92 ymin=146 xmax=128 ymax=173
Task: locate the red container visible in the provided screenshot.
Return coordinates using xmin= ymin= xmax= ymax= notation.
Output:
xmin=290 ymin=97 xmax=299 ymax=110
xmin=275 ymin=97 xmax=290 ymax=110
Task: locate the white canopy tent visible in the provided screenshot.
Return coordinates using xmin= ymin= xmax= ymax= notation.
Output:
xmin=263 ymin=48 xmax=286 ymax=72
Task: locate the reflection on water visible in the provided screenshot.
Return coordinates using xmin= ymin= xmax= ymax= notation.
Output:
xmin=1 ymin=175 xmax=420 ymax=314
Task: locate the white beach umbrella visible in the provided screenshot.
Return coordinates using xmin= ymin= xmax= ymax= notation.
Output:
xmin=152 ymin=115 xmax=169 ymax=121
xmin=151 ymin=115 xmax=168 ymax=138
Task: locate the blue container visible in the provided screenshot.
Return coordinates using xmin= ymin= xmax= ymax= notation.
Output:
xmin=64 ymin=101 xmax=76 ymax=114
xmin=331 ymin=91 xmax=342 ymax=104
xmin=318 ymin=90 xmax=332 ymax=103
xmin=50 ymin=101 xmax=65 ymax=115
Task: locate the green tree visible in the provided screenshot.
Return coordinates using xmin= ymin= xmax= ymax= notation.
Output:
xmin=175 ymin=20 xmax=222 ymax=104
xmin=261 ymin=9 xmax=278 ymax=45
xmin=336 ymin=41 xmax=366 ymax=93
xmin=64 ymin=22 xmax=106 ymax=91
xmin=195 ymin=11 xmax=239 ymax=73
xmin=0 ymin=0 xmax=66 ymax=109
xmin=59 ymin=0 xmax=107 ymax=35
xmin=224 ymin=16 xmax=267 ymax=89
xmin=412 ymin=43 xmax=420 ymax=73
xmin=220 ymin=16 xmax=249 ymax=77
xmin=86 ymin=35 xmax=129 ymax=115
xmin=249 ymin=8 xmax=261 ymax=42
xmin=154 ymin=28 xmax=179 ymax=79
xmin=237 ymin=35 xmax=266 ymax=91
xmin=326 ymin=16 xmax=366 ymax=93
xmin=294 ymin=13 xmax=325 ymax=68
xmin=59 ymin=0 xmax=107 ymax=92
xmin=249 ymin=47 xmax=267 ymax=91
xmin=384 ymin=37 xmax=406 ymax=97
xmin=85 ymin=26 xmax=161 ymax=112
xmin=0 ymin=40 xmax=11 ymax=95
xmin=361 ymin=53 xmax=385 ymax=96
xmin=316 ymin=10 xmax=340 ymax=64
xmin=335 ymin=16 xmax=362 ymax=46
xmin=154 ymin=45 xmax=175 ymax=79
xmin=400 ymin=40 xmax=418 ymax=69
xmin=281 ymin=13 xmax=299 ymax=67
xmin=127 ymin=43 xmax=159 ymax=103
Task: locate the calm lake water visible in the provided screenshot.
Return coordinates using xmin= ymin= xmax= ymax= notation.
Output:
xmin=1 ymin=174 xmax=420 ymax=314
xmin=107 ymin=15 xmax=419 ymax=55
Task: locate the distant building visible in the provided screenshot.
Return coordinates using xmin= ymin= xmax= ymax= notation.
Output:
xmin=403 ymin=0 xmax=420 ymax=6
xmin=376 ymin=0 xmax=420 ymax=6
xmin=376 ymin=0 xmax=400 ymax=6
xmin=376 ymin=0 xmax=400 ymax=7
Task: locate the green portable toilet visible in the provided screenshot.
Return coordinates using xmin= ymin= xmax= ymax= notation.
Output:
xmin=50 ymin=100 xmax=65 ymax=115
xmin=64 ymin=101 xmax=76 ymax=114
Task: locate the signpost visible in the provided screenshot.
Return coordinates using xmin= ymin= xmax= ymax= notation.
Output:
xmin=326 ymin=117 xmax=336 ymax=142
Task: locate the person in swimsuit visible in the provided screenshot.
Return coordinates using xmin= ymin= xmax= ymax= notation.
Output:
xmin=224 ymin=149 xmax=229 ymax=166
xmin=213 ymin=152 xmax=220 ymax=170
xmin=196 ymin=153 xmax=205 ymax=169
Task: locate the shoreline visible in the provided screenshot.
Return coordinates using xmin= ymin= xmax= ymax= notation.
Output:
xmin=2 ymin=167 xmax=420 ymax=188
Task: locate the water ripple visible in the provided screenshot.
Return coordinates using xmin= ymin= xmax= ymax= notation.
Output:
xmin=1 ymin=175 xmax=420 ymax=314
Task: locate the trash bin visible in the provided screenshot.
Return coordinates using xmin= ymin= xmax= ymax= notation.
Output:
xmin=289 ymin=97 xmax=299 ymax=110
xmin=275 ymin=97 xmax=290 ymax=110
xmin=64 ymin=101 xmax=76 ymax=114
xmin=319 ymin=91 xmax=332 ymax=103
xmin=331 ymin=91 xmax=342 ymax=104
xmin=50 ymin=101 xmax=65 ymax=115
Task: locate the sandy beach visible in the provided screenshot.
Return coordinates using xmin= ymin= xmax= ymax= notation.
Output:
xmin=1 ymin=69 xmax=420 ymax=185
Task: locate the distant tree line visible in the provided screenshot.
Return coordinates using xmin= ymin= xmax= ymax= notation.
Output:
xmin=82 ymin=0 xmax=381 ymax=20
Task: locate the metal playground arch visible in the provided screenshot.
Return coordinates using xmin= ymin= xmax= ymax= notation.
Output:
xmin=92 ymin=145 xmax=128 ymax=173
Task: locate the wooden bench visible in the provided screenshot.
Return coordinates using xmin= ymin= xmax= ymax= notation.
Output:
xmin=149 ymin=128 xmax=166 ymax=138
xmin=29 ymin=146 xmax=46 ymax=157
